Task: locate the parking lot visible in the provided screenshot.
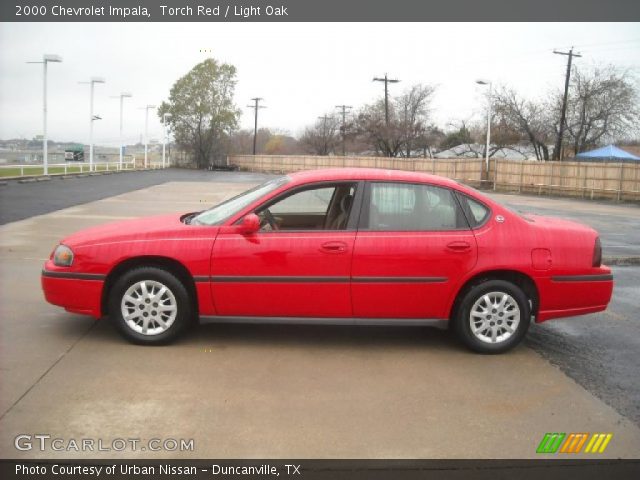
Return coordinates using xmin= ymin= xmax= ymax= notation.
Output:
xmin=1 ymin=170 xmax=639 ymax=459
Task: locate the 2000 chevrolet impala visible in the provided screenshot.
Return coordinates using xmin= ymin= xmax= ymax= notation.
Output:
xmin=42 ymin=168 xmax=613 ymax=353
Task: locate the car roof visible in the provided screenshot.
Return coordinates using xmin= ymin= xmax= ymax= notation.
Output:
xmin=287 ymin=168 xmax=460 ymax=188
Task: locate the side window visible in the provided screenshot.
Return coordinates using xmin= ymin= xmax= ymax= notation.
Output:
xmin=257 ymin=183 xmax=356 ymax=231
xmin=367 ymin=183 xmax=466 ymax=231
xmin=456 ymin=193 xmax=490 ymax=228
xmin=269 ymin=187 xmax=334 ymax=215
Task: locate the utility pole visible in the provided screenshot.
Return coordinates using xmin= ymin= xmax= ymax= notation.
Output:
xmin=318 ymin=115 xmax=334 ymax=155
xmin=247 ymin=97 xmax=265 ymax=155
xmin=335 ymin=105 xmax=352 ymax=156
xmin=373 ymin=73 xmax=400 ymax=126
xmin=553 ymin=47 xmax=581 ymax=161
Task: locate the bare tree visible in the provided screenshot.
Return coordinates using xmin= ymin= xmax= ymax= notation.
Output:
xmin=355 ymin=83 xmax=436 ymax=157
xmin=491 ymin=87 xmax=552 ymax=160
xmin=354 ymin=100 xmax=402 ymax=157
xmin=562 ymin=66 xmax=639 ymax=154
xmin=228 ymin=128 xmax=274 ymax=155
xmin=300 ymin=114 xmax=340 ymax=155
xmin=397 ymin=84 xmax=436 ymax=157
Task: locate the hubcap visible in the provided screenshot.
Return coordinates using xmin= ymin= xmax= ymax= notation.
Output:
xmin=469 ymin=291 xmax=520 ymax=344
xmin=121 ymin=280 xmax=177 ymax=336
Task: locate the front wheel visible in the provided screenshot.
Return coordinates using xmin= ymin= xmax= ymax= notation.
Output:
xmin=109 ymin=267 xmax=192 ymax=344
xmin=453 ymin=280 xmax=530 ymax=354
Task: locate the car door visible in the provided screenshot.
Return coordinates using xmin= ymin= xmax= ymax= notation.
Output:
xmin=210 ymin=181 xmax=362 ymax=317
xmin=351 ymin=181 xmax=478 ymax=319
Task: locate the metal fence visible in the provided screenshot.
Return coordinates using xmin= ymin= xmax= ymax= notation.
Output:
xmin=0 ymin=160 xmax=136 ymax=178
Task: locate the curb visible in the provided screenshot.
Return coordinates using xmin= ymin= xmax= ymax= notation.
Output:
xmin=603 ymin=256 xmax=640 ymax=266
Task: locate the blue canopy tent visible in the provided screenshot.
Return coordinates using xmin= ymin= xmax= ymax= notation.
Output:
xmin=575 ymin=145 xmax=640 ymax=163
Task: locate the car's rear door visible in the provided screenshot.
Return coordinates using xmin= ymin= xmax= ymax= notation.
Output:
xmin=351 ymin=181 xmax=478 ymax=319
xmin=210 ymin=181 xmax=362 ymax=318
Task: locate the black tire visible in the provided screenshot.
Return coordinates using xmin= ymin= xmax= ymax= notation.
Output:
xmin=453 ymin=279 xmax=530 ymax=354
xmin=108 ymin=266 xmax=193 ymax=345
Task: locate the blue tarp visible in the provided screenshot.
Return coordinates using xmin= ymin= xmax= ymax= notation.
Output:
xmin=575 ymin=145 xmax=640 ymax=161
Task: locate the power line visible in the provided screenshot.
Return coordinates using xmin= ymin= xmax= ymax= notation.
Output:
xmin=373 ymin=73 xmax=400 ymax=126
xmin=565 ymin=37 xmax=640 ymax=49
xmin=247 ymin=97 xmax=265 ymax=155
xmin=335 ymin=105 xmax=352 ymax=156
xmin=552 ymin=47 xmax=582 ymax=161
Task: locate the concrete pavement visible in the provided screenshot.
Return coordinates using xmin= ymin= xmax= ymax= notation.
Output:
xmin=1 ymin=180 xmax=639 ymax=459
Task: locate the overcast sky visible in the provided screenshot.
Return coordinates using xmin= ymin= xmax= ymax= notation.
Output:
xmin=0 ymin=22 xmax=638 ymax=146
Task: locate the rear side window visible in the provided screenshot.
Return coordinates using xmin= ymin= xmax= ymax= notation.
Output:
xmin=366 ymin=182 xmax=468 ymax=231
xmin=456 ymin=192 xmax=490 ymax=228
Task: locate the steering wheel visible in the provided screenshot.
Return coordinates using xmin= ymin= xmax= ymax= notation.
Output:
xmin=262 ymin=209 xmax=280 ymax=231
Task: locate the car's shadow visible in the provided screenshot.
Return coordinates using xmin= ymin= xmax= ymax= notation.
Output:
xmin=84 ymin=316 xmax=463 ymax=352
xmin=191 ymin=322 xmax=457 ymax=350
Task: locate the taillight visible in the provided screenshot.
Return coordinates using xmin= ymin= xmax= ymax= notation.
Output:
xmin=592 ymin=237 xmax=602 ymax=267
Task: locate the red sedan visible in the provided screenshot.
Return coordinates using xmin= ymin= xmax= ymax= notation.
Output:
xmin=42 ymin=168 xmax=613 ymax=353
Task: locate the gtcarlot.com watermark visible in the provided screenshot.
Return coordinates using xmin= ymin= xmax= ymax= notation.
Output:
xmin=15 ymin=434 xmax=194 ymax=452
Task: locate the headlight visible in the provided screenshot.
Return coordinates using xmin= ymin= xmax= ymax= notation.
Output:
xmin=53 ymin=244 xmax=74 ymax=267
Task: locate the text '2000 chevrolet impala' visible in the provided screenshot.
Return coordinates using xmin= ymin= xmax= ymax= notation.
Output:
xmin=41 ymin=168 xmax=613 ymax=353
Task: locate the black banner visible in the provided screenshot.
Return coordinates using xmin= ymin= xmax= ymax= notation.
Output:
xmin=2 ymin=0 xmax=640 ymax=22
xmin=3 ymin=460 xmax=640 ymax=480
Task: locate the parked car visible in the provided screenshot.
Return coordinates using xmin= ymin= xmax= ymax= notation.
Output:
xmin=41 ymin=168 xmax=613 ymax=353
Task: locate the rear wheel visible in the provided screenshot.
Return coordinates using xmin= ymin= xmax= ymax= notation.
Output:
xmin=453 ymin=279 xmax=530 ymax=354
xmin=109 ymin=267 xmax=192 ymax=344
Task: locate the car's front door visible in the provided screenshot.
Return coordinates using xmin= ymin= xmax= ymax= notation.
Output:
xmin=210 ymin=181 xmax=361 ymax=317
xmin=351 ymin=181 xmax=478 ymax=319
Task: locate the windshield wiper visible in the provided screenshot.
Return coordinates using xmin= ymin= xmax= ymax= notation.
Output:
xmin=183 ymin=212 xmax=201 ymax=225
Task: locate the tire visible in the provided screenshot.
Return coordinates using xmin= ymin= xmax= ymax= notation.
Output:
xmin=108 ymin=266 xmax=193 ymax=345
xmin=453 ymin=279 xmax=530 ymax=354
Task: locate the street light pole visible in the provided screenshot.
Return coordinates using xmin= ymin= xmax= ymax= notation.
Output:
xmin=27 ymin=54 xmax=62 ymax=176
xmin=476 ymin=79 xmax=493 ymax=183
xmin=112 ymin=92 xmax=132 ymax=170
xmin=80 ymin=77 xmax=105 ymax=171
xmin=142 ymin=105 xmax=156 ymax=168
xmin=162 ymin=113 xmax=170 ymax=168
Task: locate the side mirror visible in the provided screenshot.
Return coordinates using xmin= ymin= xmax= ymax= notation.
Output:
xmin=238 ymin=213 xmax=260 ymax=234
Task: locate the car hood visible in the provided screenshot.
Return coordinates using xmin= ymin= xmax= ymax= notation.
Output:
xmin=60 ymin=213 xmax=210 ymax=248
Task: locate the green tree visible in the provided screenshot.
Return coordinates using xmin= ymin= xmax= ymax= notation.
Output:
xmin=441 ymin=123 xmax=473 ymax=151
xmin=159 ymin=59 xmax=240 ymax=168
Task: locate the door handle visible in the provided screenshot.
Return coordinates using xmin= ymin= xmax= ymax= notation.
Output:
xmin=320 ymin=241 xmax=348 ymax=254
xmin=446 ymin=241 xmax=471 ymax=252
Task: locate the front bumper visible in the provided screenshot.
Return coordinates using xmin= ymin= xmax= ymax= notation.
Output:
xmin=41 ymin=267 xmax=104 ymax=318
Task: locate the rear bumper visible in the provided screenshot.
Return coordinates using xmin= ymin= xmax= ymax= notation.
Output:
xmin=536 ymin=270 xmax=613 ymax=322
xmin=41 ymin=269 xmax=104 ymax=318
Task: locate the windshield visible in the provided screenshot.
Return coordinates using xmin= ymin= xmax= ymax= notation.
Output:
xmin=191 ymin=176 xmax=289 ymax=226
